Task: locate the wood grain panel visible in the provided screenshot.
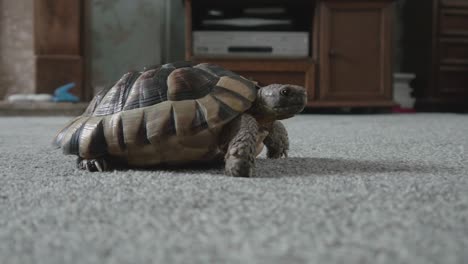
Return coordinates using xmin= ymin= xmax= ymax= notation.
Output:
xmin=238 ymin=72 xmax=305 ymax=86
xmin=36 ymin=55 xmax=83 ymax=97
xmin=439 ymin=38 xmax=468 ymax=64
xmin=319 ymin=1 xmax=393 ymax=102
xmin=34 ymin=0 xmax=84 ymax=99
xmin=440 ymin=8 xmax=468 ymax=36
xmin=438 ymin=65 xmax=468 ymax=94
xmin=34 ymin=0 xmax=81 ymax=55
xmin=441 ymin=0 xmax=468 ymax=8
xmin=185 ymin=0 xmax=193 ymax=60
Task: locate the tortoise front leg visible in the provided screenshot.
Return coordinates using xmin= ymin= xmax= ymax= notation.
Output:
xmin=77 ymin=157 xmax=110 ymax=172
xmin=224 ymin=114 xmax=259 ymax=177
xmin=264 ymin=121 xmax=289 ymax=159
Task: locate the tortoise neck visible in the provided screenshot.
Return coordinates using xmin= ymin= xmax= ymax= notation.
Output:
xmin=248 ymin=102 xmax=278 ymax=125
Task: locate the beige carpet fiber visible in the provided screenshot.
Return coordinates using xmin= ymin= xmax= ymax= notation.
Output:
xmin=1 ymin=114 xmax=467 ymax=264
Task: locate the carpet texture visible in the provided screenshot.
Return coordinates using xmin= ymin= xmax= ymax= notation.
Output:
xmin=0 ymin=114 xmax=467 ymax=264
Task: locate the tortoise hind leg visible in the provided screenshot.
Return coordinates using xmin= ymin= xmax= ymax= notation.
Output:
xmin=223 ymin=114 xmax=259 ymax=177
xmin=77 ymin=157 xmax=110 ymax=172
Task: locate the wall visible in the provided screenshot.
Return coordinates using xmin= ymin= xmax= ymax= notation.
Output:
xmin=89 ymin=0 xmax=166 ymax=93
xmin=0 ymin=0 xmax=35 ymax=99
xmin=0 ymin=0 xmax=186 ymax=99
xmin=167 ymin=0 xmax=186 ymax=62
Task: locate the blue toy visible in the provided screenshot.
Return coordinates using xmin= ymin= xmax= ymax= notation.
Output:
xmin=53 ymin=83 xmax=80 ymax=103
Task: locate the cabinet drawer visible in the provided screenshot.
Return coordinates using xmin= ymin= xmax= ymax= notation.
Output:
xmin=441 ymin=0 xmax=468 ymax=9
xmin=438 ymin=66 xmax=468 ymax=94
xmin=440 ymin=8 xmax=468 ymax=36
xmin=440 ymin=38 xmax=468 ymax=64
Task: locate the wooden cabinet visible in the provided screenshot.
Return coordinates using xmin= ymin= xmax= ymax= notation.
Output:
xmin=34 ymin=0 xmax=84 ymax=99
xmin=432 ymin=0 xmax=468 ymax=110
xmin=185 ymin=0 xmax=396 ymax=108
xmin=406 ymin=0 xmax=468 ymax=111
xmin=318 ymin=1 xmax=393 ymax=106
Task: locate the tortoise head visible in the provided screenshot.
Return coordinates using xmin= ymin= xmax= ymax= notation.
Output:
xmin=252 ymin=84 xmax=307 ymax=121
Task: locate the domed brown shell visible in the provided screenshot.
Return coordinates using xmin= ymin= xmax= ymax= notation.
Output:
xmin=53 ymin=62 xmax=257 ymax=159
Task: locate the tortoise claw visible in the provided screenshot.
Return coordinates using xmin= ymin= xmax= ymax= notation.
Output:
xmin=225 ymin=157 xmax=254 ymax=177
xmin=267 ymin=148 xmax=288 ymax=159
xmin=94 ymin=160 xmax=104 ymax=172
xmin=77 ymin=158 xmax=108 ymax=172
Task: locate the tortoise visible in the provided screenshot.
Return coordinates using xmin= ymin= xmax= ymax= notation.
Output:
xmin=53 ymin=61 xmax=306 ymax=177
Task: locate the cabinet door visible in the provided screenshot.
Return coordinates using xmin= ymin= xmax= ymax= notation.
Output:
xmin=319 ymin=1 xmax=393 ymax=103
xmin=437 ymin=3 xmax=468 ymax=98
xmin=35 ymin=0 xmax=84 ymax=98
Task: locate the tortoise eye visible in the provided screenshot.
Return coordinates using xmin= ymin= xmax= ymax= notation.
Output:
xmin=280 ymin=88 xmax=290 ymax=96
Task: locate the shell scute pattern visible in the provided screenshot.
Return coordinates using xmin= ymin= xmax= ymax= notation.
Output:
xmin=167 ymin=67 xmax=219 ymax=101
xmin=101 ymin=113 xmax=126 ymax=156
xmin=54 ymin=62 xmax=258 ymax=160
xmin=144 ymin=100 xmax=176 ymax=141
xmin=194 ymin=63 xmax=256 ymax=91
xmin=59 ymin=116 xmax=90 ymax=155
xmin=78 ymin=117 xmax=108 ymax=158
xmin=93 ymin=71 xmax=141 ymax=116
xmin=120 ymin=109 xmax=151 ymax=146
xmin=123 ymin=68 xmax=160 ymax=111
xmin=172 ymin=100 xmax=198 ymax=136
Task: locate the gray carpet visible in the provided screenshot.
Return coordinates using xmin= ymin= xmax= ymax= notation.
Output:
xmin=0 ymin=114 xmax=467 ymax=264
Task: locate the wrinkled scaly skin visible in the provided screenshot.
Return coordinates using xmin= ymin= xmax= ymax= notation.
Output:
xmin=78 ymin=84 xmax=306 ymax=177
xmin=220 ymin=116 xmax=290 ymax=177
xmin=264 ymin=121 xmax=289 ymax=159
xmin=220 ymin=84 xmax=305 ymax=177
xmin=222 ymin=114 xmax=259 ymax=177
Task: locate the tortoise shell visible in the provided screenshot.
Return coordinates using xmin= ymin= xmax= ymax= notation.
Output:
xmin=53 ymin=62 xmax=257 ymax=165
